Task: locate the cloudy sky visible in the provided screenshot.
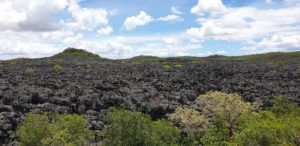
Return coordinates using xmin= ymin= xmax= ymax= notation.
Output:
xmin=0 ymin=0 xmax=299 ymax=59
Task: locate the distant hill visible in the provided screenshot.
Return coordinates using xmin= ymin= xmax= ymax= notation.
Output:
xmin=3 ymin=48 xmax=300 ymax=63
xmin=122 ymin=51 xmax=300 ymax=64
xmin=53 ymin=48 xmax=109 ymax=61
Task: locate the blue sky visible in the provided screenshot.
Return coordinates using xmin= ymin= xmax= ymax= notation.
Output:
xmin=0 ymin=0 xmax=299 ymax=59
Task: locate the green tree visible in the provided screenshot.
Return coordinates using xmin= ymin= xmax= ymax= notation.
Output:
xmin=231 ymin=111 xmax=300 ymax=146
xmin=195 ymin=91 xmax=256 ymax=140
xmin=101 ymin=108 xmax=180 ymax=146
xmin=42 ymin=114 xmax=93 ymax=146
xmin=17 ymin=113 xmax=93 ymax=146
xmin=17 ymin=113 xmax=51 ymax=146
xmin=169 ymin=107 xmax=207 ymax=132
xmin=150 ymin=120 xmax=181 ymax=146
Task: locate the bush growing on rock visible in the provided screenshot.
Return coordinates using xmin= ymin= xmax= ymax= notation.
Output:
xmin=25 ymin=68 xmax=35 ymax=74
xmin=162 ymin=64 xmax=172 ymax=69
xmin=101 ymin=108 xmax=180 ymax=146
xmin=53 ymin=64 xmax=63 ymax=71
xmin=174 ymin=64 xmax=183 ymax=68
xmin=17 ymin=112 xmax=93 ymax=146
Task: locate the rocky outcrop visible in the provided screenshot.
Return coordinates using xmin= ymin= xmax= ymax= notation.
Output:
xmin=0 ymin=55 xmax=299 ymax=144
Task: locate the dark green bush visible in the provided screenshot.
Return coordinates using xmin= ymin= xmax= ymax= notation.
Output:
xmin=101 ymin=108 xmax=180 ymax=146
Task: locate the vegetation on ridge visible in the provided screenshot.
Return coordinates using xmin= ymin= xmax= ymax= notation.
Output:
xmin=54 ymin=48 xmax=103 ymax=60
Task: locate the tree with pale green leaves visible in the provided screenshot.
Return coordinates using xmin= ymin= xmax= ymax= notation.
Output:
xmin=17 ymin=113 xmax=93 ymax=146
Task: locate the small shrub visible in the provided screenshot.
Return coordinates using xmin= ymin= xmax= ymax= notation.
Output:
xmin=53 ymin=64 xmax=63 ymax=70
xmin=163 ymin=64 xmax=172 ymax=69
xmin=25 ymin=68 xmax=35 ymax=74
xmin=174 ymin=64 xmax=183 ymax=68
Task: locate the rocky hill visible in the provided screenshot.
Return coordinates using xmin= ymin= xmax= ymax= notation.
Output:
xmin=0 ymin=48 xmax=299 ymax=144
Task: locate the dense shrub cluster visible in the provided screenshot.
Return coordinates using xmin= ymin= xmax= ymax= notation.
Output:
xmin=101 ymin=108 xmax=181 ymax=146
xmin=16 ymin=92 xmax=300 ymax=146
xmin=17 ymin=113 xmax=93 ymax=146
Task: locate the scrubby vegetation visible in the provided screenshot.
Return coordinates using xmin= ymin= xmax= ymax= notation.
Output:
xmin=17 ymin=113 xmax=93 ymax=146
xmin=53 ymin=64 xmax=63 ymax=70
xmin=16 ymin=92 xmax=300 ymax=146
xmin=101 ymin=108 xmax=180 ymax=146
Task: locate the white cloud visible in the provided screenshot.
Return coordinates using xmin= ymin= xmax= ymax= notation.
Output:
xmin=191 ymin=0 xmax=226 ymax=15
xmin=217 ymin=50 xmax=226 ymax=54
xmin=162 ymin=37 xmax=179 ymax=44
xmin=42 ymin=31 xmax=74 ymax=42
xmin=97 ymin=26 xmax=113 ymax=36
xmin=284 ymin=0 xmax=300 ymax=4
xmin=0 ymin=30 xmax=63 ymax=59
xmin=265 ymin=0 xmax=273 ymax=3
xmin=241 ymin=34 xmax=300 ymax=54
xmin=124 ymin=11 xmax=153 ymax=31
xmin=171 ymin=7 xmax=183 ymax=15
xmin=157 ymin=7 xmax=184 ymax=23
xmin=157 ymin=15 xmax=183 ymax=22
xmin=188 ymin=3 xmax=300 ymax=41
xmin=66 ymin=0 xmax=108 ymax=31
xmin=0 ymin=0 xmax=68 ymax=31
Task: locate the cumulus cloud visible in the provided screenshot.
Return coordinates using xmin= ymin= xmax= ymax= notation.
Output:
xmin=188 ymin=2 xmax=300 ymax=41
xmin=66 ymin=0 xmax=109 ymax=31
xmin=0 ymin=30 xmax=63 ymax=59
xmin=241 ymin=34 xmax=300 ymax=54
xmin=97 ymin=26 xmax=113 ymax=36
xmin=124 ymin=11 xmax=153 ymax=31
xmin=191 ymin=0 xmax=226 ymax=15
xmin=0 ymin=0 xmax=68 ymax=31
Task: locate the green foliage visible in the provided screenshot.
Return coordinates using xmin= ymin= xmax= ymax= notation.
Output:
xmin=53 ymin=64 xmax=63 ymax=70
xmin=150 ymin=120 xmax=181 ymax=146
xmin=53 ymin=48 xmax=111 ymax=61
xmin=9 ymin=58 xmax=26 ymax=65
xmin=101 ymin=108 xmax=180 ymax=146
xmin=17 ymin=113 xmax=93 ymax=146
xmin=74 ymin=61 xmax=91 ymax=69
xmin=55 ymin=48 xmax=100 ymax=59
xmin=196 ymin=91 xmax=256 ymax=140
xmin=174 ymin=64 xmax=183 ymax=68
xmin=231 ymin=111 xmax=300 ymax=146
xmin=162 ymin=64 xmax=172 ymax=69
xmin=169 ymin=107 xmax=207 ymax=132
xmin=17 ymin=113 xmax=51 ymax=146
xmin=267 ymin=95 xmax=300 ymax=116
xmin=25 ymin=68 xmax=35 ymax=74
